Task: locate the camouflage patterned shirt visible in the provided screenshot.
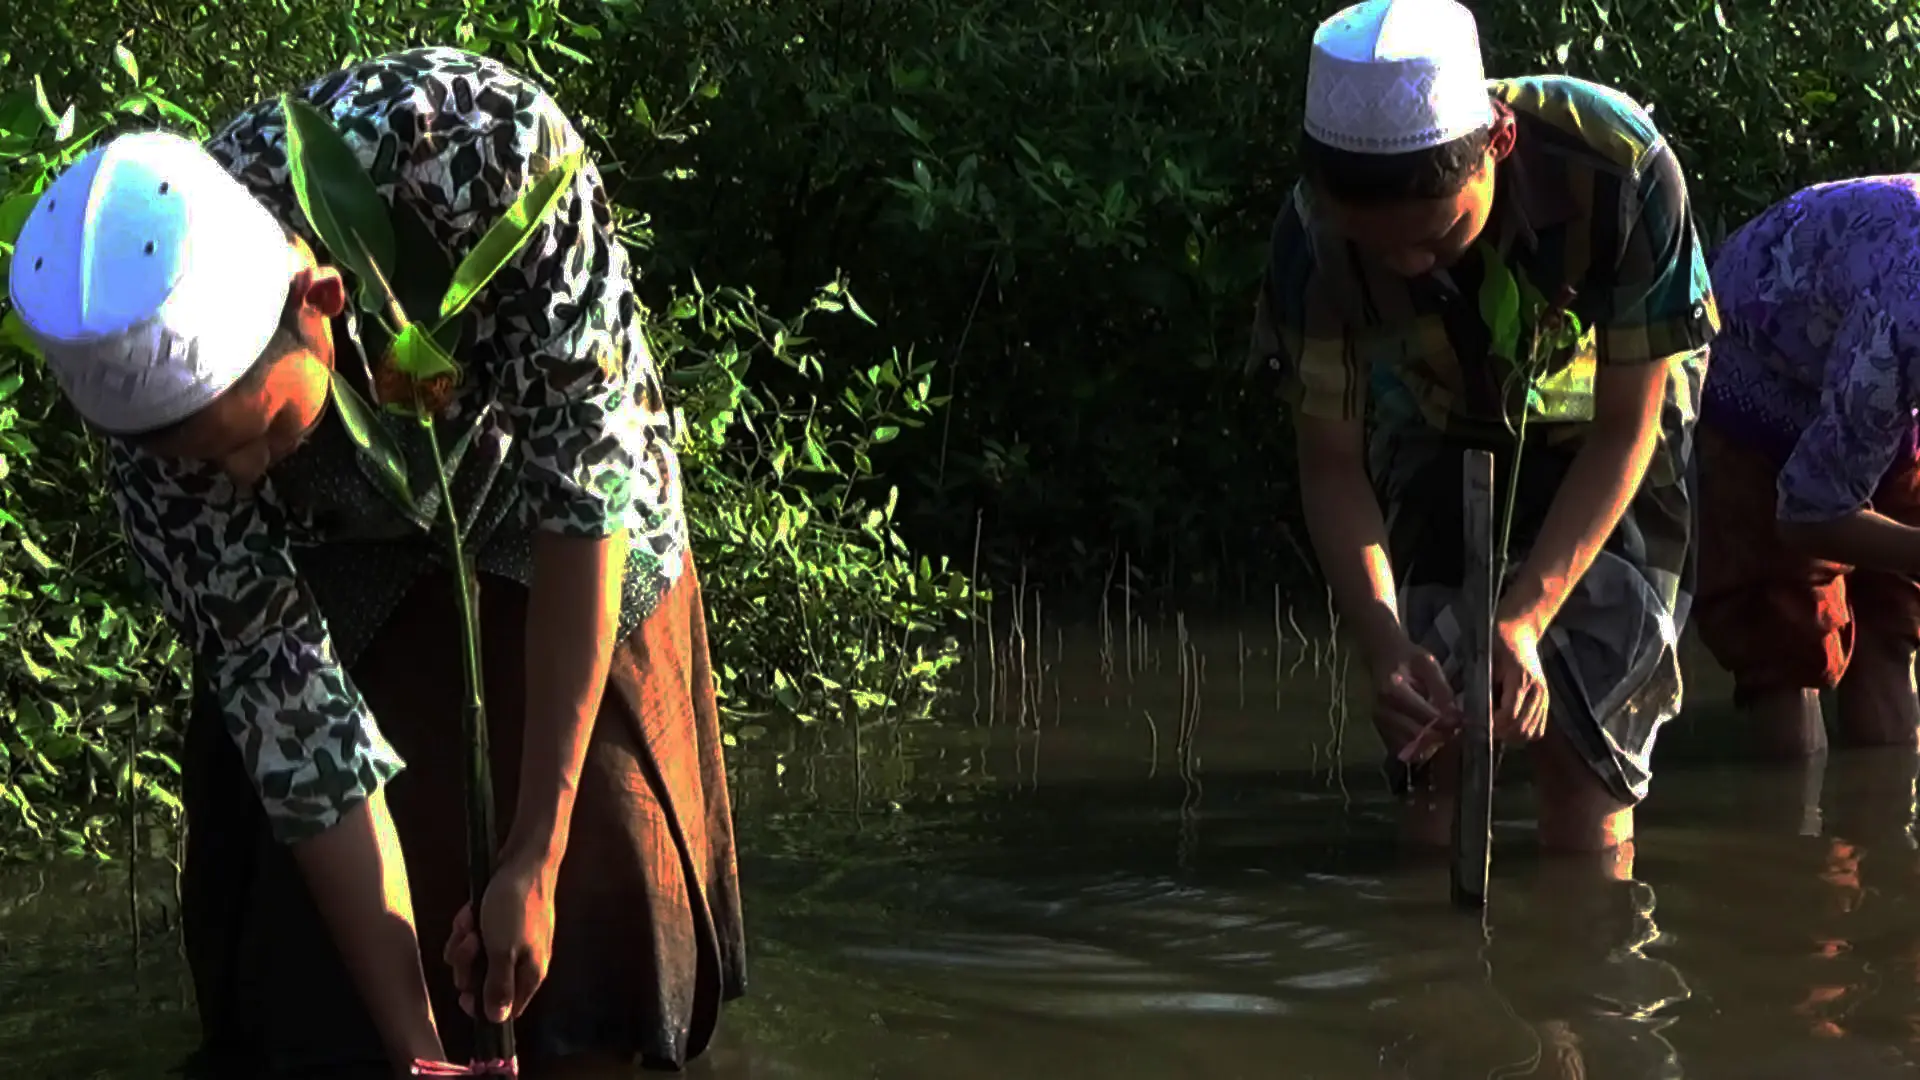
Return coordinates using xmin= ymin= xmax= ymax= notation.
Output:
xmin=104 ymin=47 xmax=685 ymax=844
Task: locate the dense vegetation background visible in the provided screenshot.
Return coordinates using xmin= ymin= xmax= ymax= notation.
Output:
xmin=2 ymin=0 xmax=1917 ymax=858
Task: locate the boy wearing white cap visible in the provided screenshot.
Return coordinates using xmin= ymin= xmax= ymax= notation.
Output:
xmin=1250 ymin=0 xmax=1718 ymax=854
xmin=7 ymin=47 xmax=743 ymax=1077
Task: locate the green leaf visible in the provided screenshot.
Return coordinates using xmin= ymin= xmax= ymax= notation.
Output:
xmin=872 ymin=425 xmax=900 ymax=443
xmin=31 ymin=76 xmax=58 ymax=127
xmin=890 ymin=106 xmax=927 ymax=143
xmin=328 ymin=371 xmax=413 ymax=509
xmin=14 ymin=534 xmax=57 ymax=571
xmin=1475 ymin=242 xmax=1522 ymax=363
xmin=281 ymin=95 xmax=397 ymax=315
xmin=113 ymin=44 xmax=140 ymax=84
xmin=388 ymin=323 xmax=459 ymax=381
xmin=435 ymin=149 xmax=582 ymax=327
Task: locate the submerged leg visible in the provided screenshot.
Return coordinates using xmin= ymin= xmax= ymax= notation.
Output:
xmin=1835 ymin=568 xmax=1920 ymax=748
xmin=1835 ymin=640 xmax=1920 ymax=748
xmin=1532 ymin=726 xmax=1634 ymax=856
xmin=1750 ymin=689 xmax=1831 ymax=759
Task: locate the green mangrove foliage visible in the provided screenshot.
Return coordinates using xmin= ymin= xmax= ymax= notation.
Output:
xmin=0 ymin=21 xmax=971 ymax=860
xmin=5 ymin=0 xmax=1920 ymax=858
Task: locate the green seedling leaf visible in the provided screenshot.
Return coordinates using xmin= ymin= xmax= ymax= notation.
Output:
xmin=388 ymin=323 xmax=459 ymax=381
xmin=328 ymin=370 xmax=414 ymax=509
xmin=31 ymin=76 xmax=59 ymax=127
xmin=282 ymin=95 xmax=397 ymax=315
xmin=114 ymin=44 xmax=140 ymax=85
xmin=436 ymin=148 xmax=583 ymax=326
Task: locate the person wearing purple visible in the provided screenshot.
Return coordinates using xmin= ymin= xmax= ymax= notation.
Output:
xmin=1697 ymin=176 xmax=1920 ymax=760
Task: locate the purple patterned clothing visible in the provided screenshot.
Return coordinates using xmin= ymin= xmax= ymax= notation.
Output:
xmin=1705 ymin=175 xmax=1920 ymax=524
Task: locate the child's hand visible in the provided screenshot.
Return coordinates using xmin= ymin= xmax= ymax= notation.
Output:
xmin=1491 ymin=617 xmax=1549 ymax=741
xmin=444 ymin=851 xmax=558 ymax=1025
xmin=1367 ymin=633 xmax=1463 ymax=763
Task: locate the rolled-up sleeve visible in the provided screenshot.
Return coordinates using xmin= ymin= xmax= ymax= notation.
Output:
xmin=107 ymin=442 xmax=404 ymax=843
xmin=1595 ymin=142 xmax=1721 ymax=366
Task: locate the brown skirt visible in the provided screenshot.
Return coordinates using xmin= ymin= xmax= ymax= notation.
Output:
xmin=1694 ymin=422 xmax=1920 ymax=705
xmin=178 ymin=548 xmax=747 ymax=1078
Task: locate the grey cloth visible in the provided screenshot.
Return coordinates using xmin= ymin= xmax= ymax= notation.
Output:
xmin=1370 ymin=418 xmax=1696 ymax=804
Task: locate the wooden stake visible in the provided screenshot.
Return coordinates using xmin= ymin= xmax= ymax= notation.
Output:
xmin=1452 ymin=449 xmax=1496 ymax=910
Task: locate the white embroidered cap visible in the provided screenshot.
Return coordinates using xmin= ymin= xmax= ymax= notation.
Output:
xmin=1304 ymin=0 xmax=1496 ymax=155
xmin=8 ymin=130 xmax=299 ymax=435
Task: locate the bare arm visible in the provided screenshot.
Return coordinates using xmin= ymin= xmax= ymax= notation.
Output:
xmin=1779 ymin=509 xmax=1920 ymax=574
xmin=1296 ymin=412 xmax=1406 ymax=665
xmin=107 ymin=444 xmax=442 ymax=1065
xmin=501 ymin=529 xmax=628 ymax=870
xmin=1496 ymin=356 xmax=1670 ymax=634
xmin=295 ymin=792 xmax=444 ymax=1063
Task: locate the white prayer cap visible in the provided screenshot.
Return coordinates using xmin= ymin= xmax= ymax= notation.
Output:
xmin=1304 ymin=0 xmax=1496 ymax=155
xmin=8 ymin=130 xmax=299 ymax=435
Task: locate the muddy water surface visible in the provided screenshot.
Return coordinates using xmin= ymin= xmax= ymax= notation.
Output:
xmin=6 ymin=623 xmax=1920 ymax=1079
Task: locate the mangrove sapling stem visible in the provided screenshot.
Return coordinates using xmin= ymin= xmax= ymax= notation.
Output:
xmin=422 ymin=405 xmax=512 ymax=1063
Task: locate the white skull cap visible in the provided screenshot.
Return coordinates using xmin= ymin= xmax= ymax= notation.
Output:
xmin=1304 ymin=0 xmax=1496 ymax=155
xmin=8 ymin=130 xmax=299 ymax=435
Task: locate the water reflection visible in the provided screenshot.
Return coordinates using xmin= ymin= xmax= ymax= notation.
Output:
xmin=10 ymin=622 xmax=1920 ymax=1079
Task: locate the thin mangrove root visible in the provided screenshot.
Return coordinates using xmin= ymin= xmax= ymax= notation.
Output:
xmin=1098 ymin=548 xmax=1118 ymax=680
xmin=1320 ymin=580 xmax=1336 ymax=672
xmin=1322 ymin=583 xmax=1341 ymax=679
xmin=1193 ymin=651 xmax=1207 ymax=776
xmin=127 ymin=702 xmax=141 ymax=974
xmin=853 ymin=617 xmax=874 ymax=814
xmin=1144 ymin=708 xmax=1160 ymax=780
xmin=1334 ymin=650 xmax=1354 ymax=807
xmin=1237 ymin=628 xmax=1247 ymax=710
xmin=985 ymin=596 xmax=1000 ymax=727
xmin=967 ymin=513 xmax=983 ymax=723
xmin=1055 ymin=626 xmax=1065 ymax=726
xmin=1124 ymin=552 xmax=1135 ymax=683
xmin=1034 ymin=589 xmax=1046 ymax=721
xmin=1030 ymin=724 xmax=1043 ymax=791
xmin=1274 ymin=585 xmax=1285 ymax=711
xmin=1176 ymin=615 xmax=1190 ymax=777
xmin=968 ymin=510 xmax=983 ymax=651
xmin=1286 ymin=605 xmax=1310 ymax=678
xmin=1015 ymin=567 xmax=1031 ymax=729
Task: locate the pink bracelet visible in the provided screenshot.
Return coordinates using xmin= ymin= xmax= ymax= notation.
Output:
xmin=410 ymin=1058 xmax=518 ymax=1076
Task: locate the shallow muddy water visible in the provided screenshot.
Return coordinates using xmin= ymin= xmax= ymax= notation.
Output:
xmin=6 ymin=623 xmax=1920 ymax=1079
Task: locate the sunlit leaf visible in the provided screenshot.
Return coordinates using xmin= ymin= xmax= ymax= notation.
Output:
xmin=113 ymin=44 xmax=140 ymax=84
xmin=388 ymin=323 xmax=459 ymax=381
xmin=437 ymin=148 xmax=582 ymax=326
xmin=327 ymin=370 xmax=414 ymax=509
xmin=31 ymin=76 xmax=58 ymax=127
xmin=281 ymin=95 xmax=397 ymax=314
